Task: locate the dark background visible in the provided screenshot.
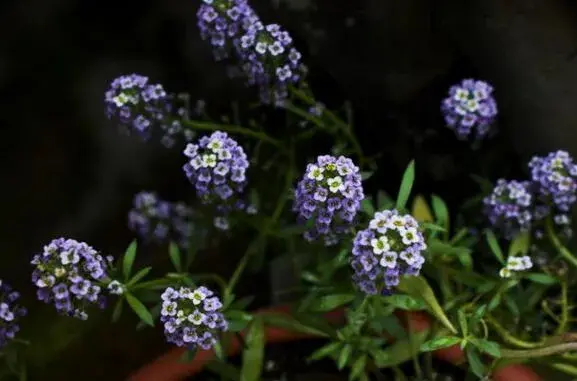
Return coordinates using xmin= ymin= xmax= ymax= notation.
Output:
xmin=1 ymin=0 xmax=577 ymax=379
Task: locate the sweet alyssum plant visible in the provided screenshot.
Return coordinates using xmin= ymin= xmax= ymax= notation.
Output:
xmin=2 ymin=1 xmax=577 ymax=380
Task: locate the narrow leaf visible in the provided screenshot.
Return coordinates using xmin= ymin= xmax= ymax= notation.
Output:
xmin=337 ymin=344 xmax=352 ymax=370
xmin=261 ymin=312 xmax=330 ymax=337
xmin=508 ymin=231 xmax=530 ymax=257
xmin=411 ymin=195 xmax=434 ymax=223
xmin=349 ymin=355 xmax=367 ymax=381
xmin=169 ymin=242 xmax=182 ymax=272
xmin=384 ymin=295 xmax=427 ymax=311
xmin=466 ymin=347 xmax=486 ymax=378
xmin=484 ymin=229 xmax=505 ymax=264
xmin=372 ymin=329 xmax=429 ymax=367
xmin=431 ymin=195 xmax=449 ymax=231
xmin=111 ymin=298 xmax=124 ymax=322
xmin=125 ymin=293 xmax=154 ymax=327
xmin=309 ymin=341 xmax=342 ymax=361
xmin=361 ymin=198 xmax=375 ymax=216
xmin=396 ymin=160 xmax=415 ymax=210
xmin=420 ymin=336 xmax=461 ymax=352
xmin=127 ymin=266 xmax=152 ymax=286
xmin=398 ymin=276 xmax=457 ymax=334
xmin=241 ymin=317 xmax=265 ymax=381
xmin=310 ymin=294 xmax=355 ymax=312
xmin=122 ymin=240 xmax=138 ymax=280
xmin=524 ymin=273 xmax=558 ymax=285
xmin=469 ymin=338 xmax=501 ymax=358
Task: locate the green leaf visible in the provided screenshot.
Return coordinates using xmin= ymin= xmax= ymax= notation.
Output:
xmin=127 ymin=266 xmax=152 ymax=286
xmin=469 ymin=305 xmax=487 ymax=330
xmin=125 ymin=293 xmax=154 ymax=327
xmin=457 ymin=309 xmax=468 ymax=336
xmin=310 ymin=294 xmax=356 ymax=312
xmin=111 ymin=298 xmax=123 ymax=323
xmin=372 ymin=329 xmax=429 ymax=367
xmin=524 ymin=273 xmax=558 ymax=285
xmin=396 ymin=160 xmax=415 ymax=210
xmin=422 ymin=222 xmax=446 ymax=233
xmin=508 ymin=231 xmax=530 ymax=257
xmin=179 ymin=348 xmax=197 ymax=363
xmin=136 ymin=303 xmax=161 ymax=330
xmin=169 ymin=242 xmax=182 ymax=272
xmin=337 ymin=344 xmax=352 ymax=370
xmin=205 ymin=359 xmax=241 ymax=381
xmin=228 ymin=295 xmax=255 ymax=311
xmin=370 ymin=314 xmax=406 ymax=340
xmin=398 ymin=276 xmax=457 ymax=334
xmin=469 ymin=338 xmax=501 ymax=357
xmin=360 ymin=171 xmax=373 ymax=180
xmin=349 ymin=355 xmax=367 ymax=381
xmin=384 ymin=295 xmax=427 ymax=311
xmin=466 ymin=346 xmax=486 ymax=378
xmin=241 ymin=317 xmax=265 ymax=381
xmin=225 ymin=310 xmax=254 ymax=332
xmin=420 ymin=336 xmax=461 ymax=352
xmin=122 ymin=240 xmax=138 ymax=280
xmin=484 ymin=229 xmax=505 ymax=264
xmin=309 ymin=341 xmax=343 ymax=361
xmin=411 ymin=195 xmax=434 ymax=223
xmin=261 ymin=312 xmax=330 ymax=337
xmin=361 ymin=198 xmax=375 ymax=216
xmin=431 ymin=195 xmax=449 ymax=231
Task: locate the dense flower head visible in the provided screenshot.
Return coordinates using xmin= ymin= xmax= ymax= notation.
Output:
xmin=529 ymin=150 xmax=577 ymax=212
xmin=483 ymin=179 xmax=535 ymax=238
xmin=183 ymin=131 xmax=249 ymax=205
xmin=31 ymin=238 xmax=112 ymax=320
xmin=238 ymin=22 xmax=307 ymax=106
xmin=160 ymin=285 xmax=228 ymax=350
xmin=105 ymin=74 xmax=193 ymax=147
xmin=441 ymin=79 xmax=498 ymax=140
xmin=0 ymin=280 xmax=26 ymax=349
xmin=128 ymin=191 xmax=193 ymax=249
xmin=499 ymin=255 xmax=533 ymax=278
xmin=197 ymin=0 xmax=259 ymax=61
xmin=351 ymin=210 xmax=426 ymax=295
xmin=293 ymin=155 xmax=364 ymax=245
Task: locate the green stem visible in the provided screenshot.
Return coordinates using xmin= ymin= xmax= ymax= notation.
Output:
xmin=486 ymin=315 xmax=543 ymax=349
xmin=225 ymin=148 xmax=296 ymax=296
xmin=549 ymin=363 xmax=577 ymax=376
xmin=556 ymin=280 xmax=569 ymax=335
xmin=545 ymin=217 xmax=577 ymax=269
xmin=500 ymin=342 xmax=577 ymax=359
xmin=182 ymin=120 xmax=282 ymax=147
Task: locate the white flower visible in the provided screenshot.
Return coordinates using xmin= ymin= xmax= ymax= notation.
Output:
xmin=371 ymin=236 xmax=390 ymax=255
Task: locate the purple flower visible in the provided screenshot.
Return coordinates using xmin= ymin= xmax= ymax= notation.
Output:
xmin=236 ymin=22 xmax=307 ymax=107
xmin=197 ymin=0 xmax=259 ymax=62
xmin=293 ymin=155 xmax=364 ymax=245
xmin=159 ymin=285 xmax=227 ymax=350
xmin=105 ymin=74 xmax=194 ymax=147
xmin=183 ymin=131 xmax=249 ymax=206
xmin=128 ymin=191 xmax=194 ymax=249
xmin=441 ymin=79 xmax=498 ymax=140
xmin=529 ymin=150 xmax=577 ymax=212
xmin=483 ymin=179 xmax=535 ymax=239
xmin=351 ymin=210 xmax=426 ymax=295
xmin=0 ymin=280 xmax=26 ymax=349
xmin=31 ymin=238 xmax=112 ymax=319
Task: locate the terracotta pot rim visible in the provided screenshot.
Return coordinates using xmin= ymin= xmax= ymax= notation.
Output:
xmin=126 ymin=304 xmax=542 ymax=381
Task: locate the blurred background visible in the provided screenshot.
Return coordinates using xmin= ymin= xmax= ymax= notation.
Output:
xmin=1 ymin=0 xmax=577 ymax=379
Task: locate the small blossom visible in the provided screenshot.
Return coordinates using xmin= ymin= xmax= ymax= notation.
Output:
xmin=0 ymin=280 xmax=26 ymax=349
xmin=441 ymin=79 xmax=498 ymax=140
xmin=128 ymin=191 xmax=194 ymax=249
xmin=107 ymin=280 xmax=125 ymax=296
xmin=105 ymin=74 xmax=194 ymax=147
xmin=293 ymin=155 xmax=364 ymax=245
xmin=183 ymin=131 xmax=249 ymax=206
xmin=483 ymin=179 xmax=535 ymax=239
xmin=529 ymin=150 xmax=577 ymax=212
xmin=237 ymin=22 xmax=307 ymax=107
xmin=31 ymin=238 xmax=111 ymax=319
xmin=351 ymin=210 xmax=427 ymax=295
xmin=499 ymin=255 xmax=533 ymax=278
xmin=160 ymin=285 xmax=227 ymax=350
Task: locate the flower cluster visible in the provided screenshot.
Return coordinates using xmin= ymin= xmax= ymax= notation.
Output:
xmin=351 ymin=210 xmax=426 ymax=295
xmin=183 ymin=131 xmax=250 ymax=205
xmin=105 ymin=74 xmax=193 ymax=147
xmin=483 ymin=179 xmax=534 ymax=238
xmin=31 ymin=238 xmax=112 ymax=320
xmin=238 ymin=22 xmax=306 ymax=106
xmin=128 ymin=191 xmax=193 ymax=249
xmin=160 ymin=286 xmax=228 ymax=350
xmin=0 ymin=280 xmax=26 ymax=349
xmin=441 ymin=79 xmax=498 ymax=140
xmin=529 ymin=150 xmax=577 ymax=212
xmin=499 ymin=256 xmax=533 ymax=278
xmin=293 ymin=155 xmax=364 ymax=245
xmin=197 ymin=0 xmax=259 ymax=62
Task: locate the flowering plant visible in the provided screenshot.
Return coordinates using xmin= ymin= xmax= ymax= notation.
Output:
xmin=3 ymin=2 xmax=577 ymax=381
